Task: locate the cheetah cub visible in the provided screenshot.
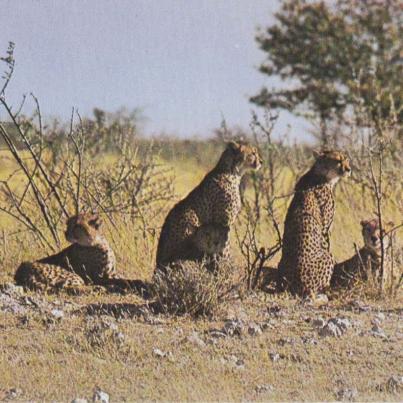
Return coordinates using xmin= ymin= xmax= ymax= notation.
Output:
xmin=15 ymin=213 xmax=119 ymax=293
xmin=156 ymin=141 xmax=262 ymax=273
xmin=331 ymin=218 xmax=394 ymax=289
xmin=277 ymin=150 xmax=351 ymax=297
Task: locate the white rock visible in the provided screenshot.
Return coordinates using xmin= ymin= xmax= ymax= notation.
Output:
xmin=386 ymin=375 xmax=403 ymax=393
xmin=255 ymin=384 xmax=274 ymax=394
xmin=50 ymin=309 xmax=64 ymax=319
xmin=330 ymin=318 xmax=352 ymax=330
xmin=223 ymin=319 xmax=244 ymax=336
xmin=319 ymin=322 xmax=343 ymax=337
xmin=336 ymin=387 xmax=357 ymax=401
xmin=93 ymin=388 xmax=109 ymax=403
xmin=375 ymin=312 xmax=385 ymax=321
xmin=371 ymin=324 xmax=387 ymax=339
xmin=248 ymin=323 xmax=262 ymax=336
xmin=319 ymin=318 xmax=351 ymax=337
xmin=153 ymin=348 xmax=168 ymax=358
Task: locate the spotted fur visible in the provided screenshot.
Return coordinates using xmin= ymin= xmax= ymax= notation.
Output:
xmin=15 ymin=213 xmax=118 ymax=293
xmin=155 ymin=141 xmax=262 ymax=272
xmin=277 ymin=150 xmax=351 ymax=296
xmin=331 ymin=218 xmax=394 ymax=288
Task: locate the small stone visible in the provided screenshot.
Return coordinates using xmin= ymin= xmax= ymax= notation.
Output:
xmin=223 ymin=319 xmax=244 ymax=336
xmin=267 ymin=304 xmax=282 ymax=316
xmin=255 ymin=384 xmax=274 ymax=394
xmin=152 ymin=348 xmax=167 ymax=358
xmin=103 ymin=321 xmax=118 ymax=331
xmin=4 ymin=387 xmax=22 ymax=400
xmin=269 ymin=352 xmax=281 ymax=362
xmin=114 ymin=331 xmax=125 ymax=344
xmin=370 ymin=324 xmax=387 ymax=339
xmin=336 ymin=387 xmax=357 ymax=401
xmin=319 ymin=318 xmax=351 ymax=337
xmin=385 ymin=375 xmax=403 ymax=393
xmin=227 ymin=355 xmax=245 ymax=369
xmin=312 ymin=318 xmax=326 ymax=328
xmin=319 ymin=322 xmax=343 ymax=337
xmin=50 ymin=309 xmax=64 ymax=319
xmin=248 ymin=323 xmax=262 ymax=336
xmin=301 ymin=336 xmax=318 ymax=345
xmin=261 ymin=320 xmax=275 ymax=330
xmin=375 ymin=312 xmax=385 ymax=321
xmin=187 ymin=332 xmax=207 ymax=349
xmin=92 ymin=388 xmax=109 ymax=403
xmin=330 ymin=318 xmax=352 ymax=331
xmin=278 ymin=337 xmax=297 ymax=346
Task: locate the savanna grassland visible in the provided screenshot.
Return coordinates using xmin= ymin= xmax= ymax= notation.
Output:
xmin=0 ymin=128 xmax=402 ymax=401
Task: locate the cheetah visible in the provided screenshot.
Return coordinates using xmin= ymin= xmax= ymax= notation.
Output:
xmin=331 ymin=218 xmax=394 ymax=289
xmin=155 ymin=141 xmax=262 ymax=273
xmin=277 ymin=150 xmax=351 ymax=297
xmin=14 ymin=213 xmax=128 ymax=293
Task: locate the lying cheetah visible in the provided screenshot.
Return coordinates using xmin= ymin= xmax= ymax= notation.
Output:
xmin=156 ymin=141 xmax=262 ymax=273
xmin=277 ymin=150 xmax=351 ymax=297
xmin=15 ymin=213 xmax=128 ymax=293
xmin=331 ymin=218 xmax=394 ymax=289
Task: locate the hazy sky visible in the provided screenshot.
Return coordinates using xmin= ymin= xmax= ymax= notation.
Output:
xmin=1 ymin=0 xmax=308 ymax=139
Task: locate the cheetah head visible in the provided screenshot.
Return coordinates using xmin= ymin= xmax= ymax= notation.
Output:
xmin=361 ymin=218 xmax=394 ymax=255
xmin=223 ymin=141 xmax=262 ymax=175
xmin=312 ymin=149 xmax=351 ymax=185
xmin=65 ymin=213 xmax=103 ymax=246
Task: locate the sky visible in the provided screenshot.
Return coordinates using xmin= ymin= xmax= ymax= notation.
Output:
xmin=0 ymin=0 xmax=309 ymax=140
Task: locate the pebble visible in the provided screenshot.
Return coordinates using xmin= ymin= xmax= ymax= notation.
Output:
xmin=248 ymin=323 xmax=262 ymax=336
xmin=93 ymin=388 xmax=109 ymax=403
xmin=223 ymin=319 xmax=244 ymax=336
xmin=152 ymin=348 xmax=168 ymax=358
xmin=319 ymin=318 xmax=351 ymax=337
xmin=370 ymin=324 xmax=387 ymax=339
xmin=269 ymin=352 xmax=281 ymax=362
xmin=255 ymin=384 xmax=274 ymax=394
xmin=386 ymin=375 xmax=403 ymax=393
xmin=50 ymin=309 xmax=64 ymax=319
xmin=335 ymin=387 xmax=357 ymax=401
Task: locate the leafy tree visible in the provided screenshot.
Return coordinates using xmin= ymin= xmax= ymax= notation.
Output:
xmin=251 ymin=0 xmax=402 ymax=144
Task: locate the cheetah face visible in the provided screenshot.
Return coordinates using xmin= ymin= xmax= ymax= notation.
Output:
xmin=313 ymin=149 xmax=351 ymax=183
xmin=227 ymin=141 xmax=263 ymax=174
xmin=361 ymin=218 xmax=394 ymax=255
xmin=65 ymin=213 xmax=103 ymax=246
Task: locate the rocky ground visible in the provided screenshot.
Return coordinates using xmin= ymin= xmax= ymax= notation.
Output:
xmin=0 ymin=282 xmax=402 ymax=401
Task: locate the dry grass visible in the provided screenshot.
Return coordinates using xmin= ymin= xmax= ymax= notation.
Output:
xmin=0 ymin=148 xmax=402 ymax=401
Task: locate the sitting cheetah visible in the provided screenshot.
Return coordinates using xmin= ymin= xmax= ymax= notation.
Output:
xmin=277 ymin=150 xmax=351 ymax=297
xmin=15 ymin=213 xmax=129 ymax=293
xmin=155 ymin=141 xmax=262 ymax=273
xmin=331 ymin=218 xmax=394 ymax=289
